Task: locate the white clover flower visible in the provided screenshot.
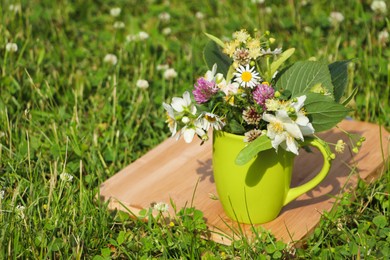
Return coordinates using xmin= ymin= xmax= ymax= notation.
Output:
xmin=157 ymin=64 xmax=169 ymax=71
xmin=0 ymin=190 xmax=4 ymax=199
xmin=110 ymin=7 xmax=121 ymax=17
xmin=195 ymin=11 xmax=204 ymax=20
xmin=5 ymin=42 xmax=18 ymax=52
xmin=162 ymin=27 xmax=171 ymax=35
xmin=163 ymin=68 xmax=178 ymax=80
xmin=9 ymin=4 xmax=21 ymax=13
xmin=60 ymin=172 xmax=73 ymax=182
xmin=126 ymin=34 xmax=137 ymax=42
xmin=113 ymin=21 xmax=125 ymax=29
xmin=328 ymin=12 xmax=344 ymax=25
xmin=378 ymin=30 xmax=389 ymax=45
xmin=138 ymin=31 xmax=149 ymax=41
xmin=153 ymin=202 xmax=169 ymax=212
xmin=371 ymin=1 xmax=387 ymax=15
xmin=265 ymin=7 xmax=272 ymax=14
xmin=136 ymin=79 xmax=149 ymax=89
xmin=103 ymin=54 xmax=118 ymax=65
xmin=251 ymin=0 xmax=265 ymax=3
xmin=16 ymin=205 xmax=26 ymax=219
xmin=158 ymin=12 xmax=171 ymax=22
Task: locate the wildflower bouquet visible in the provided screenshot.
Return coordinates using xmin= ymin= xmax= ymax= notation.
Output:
xmin=163 ymin=29 xmax=354 ymax=164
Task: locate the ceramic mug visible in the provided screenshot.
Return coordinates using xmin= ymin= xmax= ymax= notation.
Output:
xmin=212 ymin=131 xmax=332 ymax=224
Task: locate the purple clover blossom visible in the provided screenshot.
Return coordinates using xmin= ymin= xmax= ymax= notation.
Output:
xmin=253 ymin=83 xmax=275 ymax=110
xmin=193 ymin=77 xmax=219 ymax=104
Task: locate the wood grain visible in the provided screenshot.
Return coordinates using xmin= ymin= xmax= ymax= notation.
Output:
xmin=99 ymin=120 xmax=389 ymax=245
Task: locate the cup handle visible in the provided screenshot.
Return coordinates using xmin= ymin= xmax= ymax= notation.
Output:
xmin=283 ymin=138 xmax=333 ymax=206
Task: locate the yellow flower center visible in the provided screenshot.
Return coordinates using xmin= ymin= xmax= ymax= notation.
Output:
xmin=241 ymin=71 xmax=252 ymax=82
xmin=271 ymin=121 xmax=284 ymax=134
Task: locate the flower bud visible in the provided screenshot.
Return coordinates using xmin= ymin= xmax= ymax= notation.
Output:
xmin=250 ymin=60 xmax=256 ymax=66
xmin=329 ymin=153 xmax=336 ymax=160
xmin=274 ymin=91 xmax=281 ymax=98
xmin=269 ymin=37 xmax=275 ymax=44
xmin=352 ymin=147 xmax=359 ymax=153
xmin=182 ymin=116 xmax=190 ymax=124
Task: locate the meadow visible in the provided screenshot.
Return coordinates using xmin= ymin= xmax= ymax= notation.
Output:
xmin=0 ymin=0 xmax=389 ymax=258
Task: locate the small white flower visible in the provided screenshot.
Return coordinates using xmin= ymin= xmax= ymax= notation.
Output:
xmin=371 ymin=0 xmax=387 ymax=15
xmin=265 ymin=7 xmax=272 ymax=14
xmin=234 ymin=64 xmax=261 ymax=88
xmin=157 ymin=64 xmax=169 ymax=71
xmin=5 ymin=42 xmax=18 ymax=52
xmin=329 ymin=12 xmax=344 ymax=25
xmin=162 ymin=103 xmax=178 ymax=137
xmin=261 ymin=48 xmax=282 ymax=56
xmin=201 ymin=112 xmax=225 ymax=131
xmin=0 ymin=190 xmax=4 ymax=199
xmin=16 ymin=205 xmax=26 ymax=219
xmin=335 ymin=139 xmax=346 ymax=153
xmin=60 ymin=172 xmax=73 ymax=182
xmin=378 ymin=30 xmax=389 ymax=45
xmin=195 ymin=11 xmax=204 ymax=20
xmin=158 ymin=12 xmax=171 ymax=22
xmin=113 ymin=21 xmax=125 ymax=29
xmin=251 ymin=0 xmax=265 ymax=3
xmin=136 ymin=79 xmax=149 ymax=89
xmin=110 ymin=7 xmax=121 ymax=17
xmin=181 ymin=120 xmax=206 ymax=143
xmin=163 ymin=68 xmax=178 ymax=80
xmin=126 ymin=34 xmax=137 ymax=42
xmin=170 ymin=91 xmax=196 ymax=114
xmin=9 ymin=4 xmax=21 ymax=13
xmin=138 ymin=31 xmax=149 ymax=40
xmin=153 ymin=202 xmax=169 ymax=212
xmin=103 ymin=54 xmax=118 ymax=65
xmin=162 ymin=27 xmax=171 ymax=35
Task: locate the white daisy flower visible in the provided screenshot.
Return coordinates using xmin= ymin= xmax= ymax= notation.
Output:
xmin=5 ymin=43 xmax=18 ymax=52
xmin=201 ymin=112 xmax=225 ymax=131
xmin=103 ymin=54 xmax=118 ymax=65
xmin=110 ymin=7 xmax=121 ymax=17
xmin=234 ymin=64 xmax=261 ymax=88
xmin=136 ymin=79 xmax=149 ymax=89
xmin=163 ymin=68 xmax=178 ymax=80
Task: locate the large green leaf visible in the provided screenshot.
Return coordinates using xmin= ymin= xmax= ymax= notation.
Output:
xmin=305 ymin=92 xmax=350 ymax=132
xmin=203 ymin=40 xmax=231 ymax=77
xmin=275 ymin=61 xmax=334 ymax=98
xmin=235 ymin=135 xmax=273 ymax=165
xmin=329 ymin=60 xmax=350 ymax=103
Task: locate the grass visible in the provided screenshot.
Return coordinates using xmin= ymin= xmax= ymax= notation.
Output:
xmin=0 ymin=0 xmax=389 ymax=258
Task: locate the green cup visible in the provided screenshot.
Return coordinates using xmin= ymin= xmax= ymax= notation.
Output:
xmin=212 ymin=131 xmax=332 ymax=224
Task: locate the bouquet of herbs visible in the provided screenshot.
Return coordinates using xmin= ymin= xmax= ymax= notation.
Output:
xmin=163 ymin=29 xmax=357 ymax=164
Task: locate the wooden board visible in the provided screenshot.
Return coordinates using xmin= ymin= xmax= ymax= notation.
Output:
xmin=99 ymin=120 xmax=389 ymax=245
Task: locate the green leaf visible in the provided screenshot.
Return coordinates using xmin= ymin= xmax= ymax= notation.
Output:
xmin=305 ymin=92 xmax=349 ymax=132
xmin=204 ymin=32 xmax=225 ymax=48
xmin=235 ymin=135 xmax=273 ymax=165
xmin=227 ymin=119 xmax=246 ymax=135
xmin=275 ymin=61 xmax=334 ymax=98
xmin=342 ymin=87 xmax=358 ymax=106
xmin=329 ymin=60 xmax=350 ymax=102
xmin=203 ymin=40 xmax=232 ymax=77
xmin=117 ymin=231 xmax=126 ymax=245
xmin=373 ymin=215 xmax=387 ymax=228
xmin=270 ymin=48 xmax=295 ymax=77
